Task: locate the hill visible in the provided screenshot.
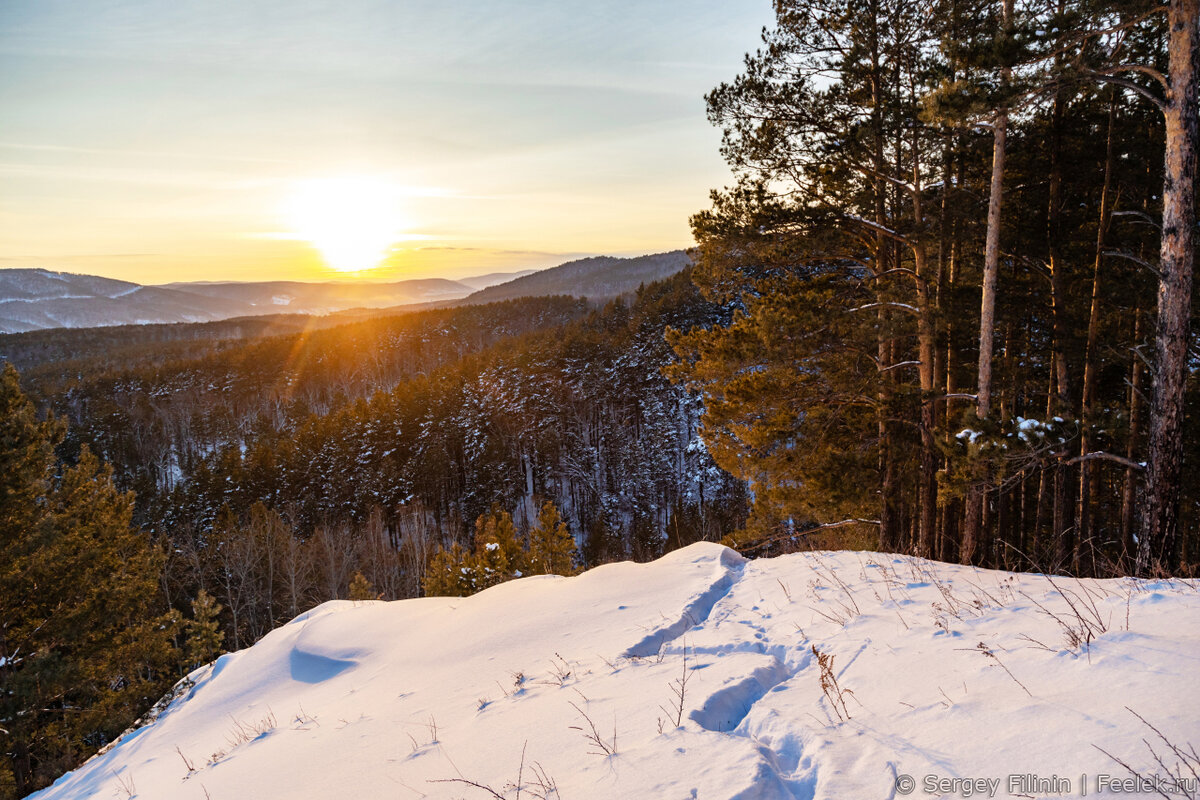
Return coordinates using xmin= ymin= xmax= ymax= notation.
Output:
xmin=161 ymin=278 xmax=470 ymax=313
xmin=0 ymin=269 xmax=478 ymax=333
xmin=0 ymin=271 xmax=261 ymax=333
xmin=464 ymin=251 xmax=691 ymax=304
xmin=30 ymin=544 xmax=1200 ymax=799
xmin=455 ymin=269 xmax=538 ymax=291
xmin=0 ymin=253 xmax=693 ymax=333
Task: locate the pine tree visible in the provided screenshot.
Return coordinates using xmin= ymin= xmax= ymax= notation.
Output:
xmin=528 ymin=500 xmax=579 ymax=576
xmin=0 ymin=365 xmax=178 ymax=795
xmin=423 ymin=543 xmax=475 ymax=597
xmin=422 ymin=508 xmax=531 ymax=597
xmin=1135 ymin=0 xmax=1199 ymax=574
xmin=472 ymin=506 xmax=523 ymax=589
xmin=185 ymin=590 xmax=225 ymax=668
xmin=348 ymin=571 xmax=379 ymax=601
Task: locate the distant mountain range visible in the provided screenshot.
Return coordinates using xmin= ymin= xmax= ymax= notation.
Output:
xmin=0 ymin=271 xmax=478 ymax=333
xmin=0 ymin=251 xmax=690 ymax=333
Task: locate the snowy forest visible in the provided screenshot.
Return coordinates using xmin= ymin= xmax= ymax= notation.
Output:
xmin=2 ymin=0 xmax=1198 ymax=794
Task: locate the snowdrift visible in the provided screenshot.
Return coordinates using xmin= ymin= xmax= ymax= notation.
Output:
xmin=33 ymin=544 xmax=1200 ymax=799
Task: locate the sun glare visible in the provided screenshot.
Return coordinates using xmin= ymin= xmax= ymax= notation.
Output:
xmin=283 ymin=176 xmax=408 ymax=273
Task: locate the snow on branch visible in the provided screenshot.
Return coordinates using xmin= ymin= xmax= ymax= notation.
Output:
xmin=846 ymin=302 xmax=920 ymax=314
xmin=1065 ymin=451 xmax=1145 ymax=470
xmin=841 ymin=214 xmax=910 ymax=244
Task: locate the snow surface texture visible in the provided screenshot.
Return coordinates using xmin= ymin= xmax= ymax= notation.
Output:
xmin=33 ymin=544 xmax=1200 ymax=799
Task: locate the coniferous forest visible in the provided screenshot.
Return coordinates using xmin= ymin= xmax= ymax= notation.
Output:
xmin=1 ymin=0 xmax=1198 ymax=794
xmin=675 ymin=0 xmax=1198 ymax=577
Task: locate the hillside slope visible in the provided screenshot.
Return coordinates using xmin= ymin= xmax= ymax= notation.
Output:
xmin=0 ymin=269 xmax=477 ymax=333
xmin=455 ymin=270 xmax=538 ymax=291
xmin=465 ymin=251 xmax=691 ymax=304
xmin=33 ymin=544 xmax=1200 ymax=799
xmin=0 ymin=271 xmax=260 ymax=332
xmin=162 ymin=278 xmax=470 ymax=312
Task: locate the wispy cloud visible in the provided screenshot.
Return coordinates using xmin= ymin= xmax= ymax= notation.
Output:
xmin=0 ymin=253 xmax=159 ymax=263
xmin=0 ymin=161 xmax=276 ymax=190
xmin=0 ymin=140 xmax=293 ymax=166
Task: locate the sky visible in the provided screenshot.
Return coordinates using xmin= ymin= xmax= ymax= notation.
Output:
xmin=0 ymin=0 xmax=774 ymax=284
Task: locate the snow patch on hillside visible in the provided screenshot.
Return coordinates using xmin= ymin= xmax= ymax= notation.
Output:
xmin=31 ymin=544 xmax=1200 ymax=799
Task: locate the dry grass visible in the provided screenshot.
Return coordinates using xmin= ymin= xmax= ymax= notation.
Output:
xmin=812 ymin=645 xmax=853 ymax=722
xmin=568 ymin=700 xmax=617 ymax=757
xmin=1095 ymin=709 xmax=1200 ymax=799
xmin=429 ymin=741 xmax=560 ymax=799
xmin=657 ymin=643 xmax=692 ymax=733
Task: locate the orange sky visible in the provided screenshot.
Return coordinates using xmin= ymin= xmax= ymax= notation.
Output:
xmin=0 ymin=1 xmax=773 ymax=283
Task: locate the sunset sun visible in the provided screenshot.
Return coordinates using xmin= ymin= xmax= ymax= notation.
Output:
xmin=283 ymin=176 xmax=409 ymax=273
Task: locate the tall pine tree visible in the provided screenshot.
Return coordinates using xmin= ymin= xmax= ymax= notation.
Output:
xmin=0 ymin=365 xmax=177 ymax=796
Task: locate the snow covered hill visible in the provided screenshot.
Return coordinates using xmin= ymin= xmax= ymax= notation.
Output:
xmin=33 ymin=544 xmax=1200 ymax=799
xmin=0 ymin=269 xmax=481 ymax=333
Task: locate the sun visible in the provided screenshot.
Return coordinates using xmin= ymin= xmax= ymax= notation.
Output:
xmin=283 ymin=176 xmax=409 ymax=273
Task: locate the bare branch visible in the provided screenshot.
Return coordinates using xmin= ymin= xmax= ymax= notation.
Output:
xmin=1104 ymin=249 xmax=1162 ymax=278
xmin=1088 ymin=63 xmax=1170 ymax=93
xmin=846 ymin=302 xmax=920 ymax=314
xmin=427 ymin=779 xmax=506 ymax=800
xmin=1082 ymin=71 xmax=1168 ymax=112
xmin=841 ymin=213 xmax=911 ymax=245
xmin=1112 ymin=209 xmax=1160 ymax=226
xmin=1066 ymin=451 xmax=1145 ymax=470
xmin=865 ymin=267 xmax=924 ymax=285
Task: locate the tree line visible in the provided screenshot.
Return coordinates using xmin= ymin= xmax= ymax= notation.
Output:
xmin=670 ymin=0 xmax=1198 ymax=575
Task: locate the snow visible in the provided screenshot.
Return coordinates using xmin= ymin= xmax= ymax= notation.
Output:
xmin=1014 ymin=416 xmax=1050 ymax=443
xmin=31 ymin=544 xmax=1200 ymax=800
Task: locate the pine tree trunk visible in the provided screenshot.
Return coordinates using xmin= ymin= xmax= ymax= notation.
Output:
xmin=13 ymin=739 xmax=33 ymax=797
xmin=964 ymin=0 xmax=1013 ymax=566
xmin=918 ymin=247 xmax=939 ymax=559
xmin=1046 ymin=73 xmax=1076 ymax=573
xmin=1139 ymin=0 xmax=1199 ymax=575
xmin=867 ymin=3 xmax=903 ymax=553
xmin=913 ymin=143 xmax=938 ymax=559
xmin=1047 ymin=0 xmax=1073 ymax=417
xmin=1076 ymin=94 xmax=1118 ymax=576
xmin=1121 ymin=312 xmax=1145 ymax=568
xmin=962 ymin=112 xmax=1006 ymax=565
xmin=941 ymin=146 xmax=961 ymax=563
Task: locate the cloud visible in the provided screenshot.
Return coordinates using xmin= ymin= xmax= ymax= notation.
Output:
xmin=0 ymin=140 xmax=293 ymax=166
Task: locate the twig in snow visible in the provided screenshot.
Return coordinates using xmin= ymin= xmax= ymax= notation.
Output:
xmin=568 ymin=700 xmax=617 ymax=756
xmin=974 ymin=642 xmax=1033 ymax=697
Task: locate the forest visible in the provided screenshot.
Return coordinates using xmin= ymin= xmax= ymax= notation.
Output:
xmin=1 ymin=0 xmax=1197 ymax=793
xmin=671 ymin=0 xmax=1198 ymax=578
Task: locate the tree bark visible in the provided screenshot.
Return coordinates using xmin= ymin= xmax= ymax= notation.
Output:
xmin=1076 ymin=93 xmax=1118 ymax=576
xmin=1121 ymin=312 xmax=1145 ymax=568
xmin=1139 ymin=0 xmax=1199 ymax=575
xmin=963 ymin=0 xmax=1013 ymax=565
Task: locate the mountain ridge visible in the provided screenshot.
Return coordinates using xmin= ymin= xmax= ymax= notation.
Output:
xmin=0 ymin=251 xmax=692 ymax=333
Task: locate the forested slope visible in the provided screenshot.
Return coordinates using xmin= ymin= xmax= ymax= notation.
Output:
xmin=11 ymin=272 xmax=748 ymax=652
